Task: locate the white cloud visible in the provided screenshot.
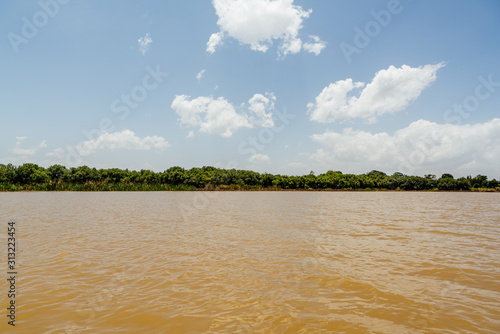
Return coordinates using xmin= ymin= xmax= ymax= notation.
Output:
xmin=75 ymin=130 xmax=170 ymax=156
xmin=248 ymin=93 xmax=275 ymax=127
xmin=280 ymin=37 xmax=302 ymax=56
xmin=171 ymin=93 xmax=277 ymax=137
xmin=187 ymin=130 xmax=195 ymax=138
xmin=207 ymin=0 xmax=325 ymax=57
xmin=46 ymin=147 xmax=65 ymax=159
xmin=308 ymin=63 xmax=445 ymax=123
xmin=249 ymin=153 xmax=270 ymax=163
xmin=138 ymin=33 xmax=152 ymax=55
xmin=310 ymin=118 xmax=500 ymax=176
xmin=10 ymin=138 xmax=47 ymax=156
xmin=172 ymin=95 xmax=251 ymax=137
xmin=303 ymin=35 xmax=326 ymax=55
xmin=207 ymin=32 xmax=224 ymax=54
xmin=196 ymin=69 xmax=206 ymax=81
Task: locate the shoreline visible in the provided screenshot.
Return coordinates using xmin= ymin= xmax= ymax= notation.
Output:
xmin=2 ymin=164 xmax=498 ymax=192
xmin=1 ymin=187 xmax=498 ymax=193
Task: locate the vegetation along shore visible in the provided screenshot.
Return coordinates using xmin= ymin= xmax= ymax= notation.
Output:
xmin=0 ymin=163 xmax=498 ymax=192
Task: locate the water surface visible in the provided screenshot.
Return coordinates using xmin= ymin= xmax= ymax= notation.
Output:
xmin=1 ymin=192 xmax=499 ymax=333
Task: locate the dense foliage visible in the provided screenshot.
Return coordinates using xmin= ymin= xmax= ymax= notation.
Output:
xmin=0 ymin=163 xmax=498 ymax=191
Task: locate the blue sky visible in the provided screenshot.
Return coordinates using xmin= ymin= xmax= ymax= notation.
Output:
xmin=1 ymin=0 xmax=499 ymax=178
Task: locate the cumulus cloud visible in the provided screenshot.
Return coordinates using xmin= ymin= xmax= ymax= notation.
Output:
xmin=207 ymin=0 xmax=325 ymax=57
xmin=138 ymin=33 xmax=152 ymax=55
xmin=10 ymin=137 xmax=47 ymax=156
xmin=308 ymin=63 xmax=445 ymax=123
xmin=171 ymin=93 xmax=277 ymax=137
xmin=196 ymin=69 xmax=206 ymax=81
xmin=75 ymin=130 xmax=170 ymax=156
xmin=303 ymin=35 xmax=326 ymax=55
xmin=172 ymin=95 xmax=251 ymax=137
xmin=248 ymin=93 xmax=275 ymax=127
xmin=249 ymin=153 xmax=270 ymax=163
xmin=310 ymin=118 xmax=500 ymax=176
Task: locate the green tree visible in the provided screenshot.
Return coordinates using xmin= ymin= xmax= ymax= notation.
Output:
xmin=72 ymin=166 xmax=100 ymax=184
xmin=0 ymin=164 xmax=17 ymax=184
xmin=317 ymin=171 xmax=343 ymax=189
xmin=366 ymin=170 xmax=388 ymax=188
xmin=261 ymin=173 xmax=274 ymax=188
xmin=303 ymin=174 xmax=317 ymax=189
xmin=401 ymin=176 xmax=426 ymax=190
xmin=162 ymin=166 xmax=186 ymax=185
xmin=387 ymin=172 xmax=406 ymax=190
xmin=358 ymin=174 xmax=375 ymax=189
xmin=223 ymin=169 xmax=243 ymax=186
xmin=271 ymin=175 xmax=285 ymax=189
xmin=16 ymin=163 xmax=50 ymax=184
xmin=455 ymin=177 xmax=471 ymax=190
xmin=101 ymin=168 xmax=127 ymax=184
xmin=47 ymin=164 xmax=68 ymax=182
xmin=139 ymin=169 xmax=159 ymax=184
xmin=471 ymin=175 xmax=488 ymax=188
xmin=437 ymin=177 xmax=458 ymax=190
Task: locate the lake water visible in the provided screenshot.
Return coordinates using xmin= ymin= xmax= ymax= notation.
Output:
xmin=1 ymin=192 xmax=499 ymax=333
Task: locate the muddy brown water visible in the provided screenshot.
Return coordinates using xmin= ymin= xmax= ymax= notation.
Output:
xmin=1 ymin=192 xmax=499 ymax=333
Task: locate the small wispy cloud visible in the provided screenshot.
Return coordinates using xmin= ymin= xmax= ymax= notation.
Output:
xmin=196 ymin=69 xmax=206 ymax=81
xmin=303 ymin=35 xmax=327 ymax=55
xmin=138 ymin=33 xmax=152 ymax=55
xmin=46 ymin=147 xmax=65 ymax=159
xmin=249 ymin=153 xmax=270 ymax=163
xmin=207 ymin=32 xmax=223 ymax=54
xmin=10 ymin=137 xmax=47 ymax=156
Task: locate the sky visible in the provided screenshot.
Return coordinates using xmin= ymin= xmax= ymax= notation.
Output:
xmin=1 ymin=0 xmax=499 ymax=178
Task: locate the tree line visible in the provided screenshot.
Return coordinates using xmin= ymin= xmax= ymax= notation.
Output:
xmin=0 ymin=163 xmax=498 ymax=191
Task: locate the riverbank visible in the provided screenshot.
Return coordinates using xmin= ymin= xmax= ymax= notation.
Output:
xmin=2 ymin=163 xmax=498 ymax=192
xmin=1 ymin=183 xmax=498 ymax=192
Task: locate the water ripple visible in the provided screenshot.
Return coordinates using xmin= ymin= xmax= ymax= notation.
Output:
xmin=0 ymin=192 xmax=499 ymax=333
